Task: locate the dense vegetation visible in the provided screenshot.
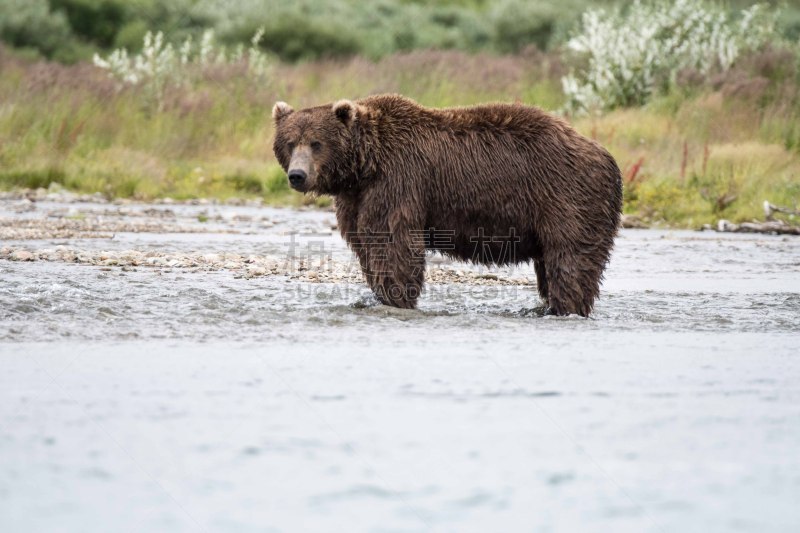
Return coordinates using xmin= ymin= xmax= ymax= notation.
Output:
xmin=1 ymin=0 xmax=799 ymax=227
xmin=2 ymin=0 xmax=800 ymax=63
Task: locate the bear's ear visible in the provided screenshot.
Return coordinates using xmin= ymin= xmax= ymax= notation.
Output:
xmin=272 ymin=101 xmax=294 ymax=122
xmin=332 ymin=99 xmax=362 ymax=127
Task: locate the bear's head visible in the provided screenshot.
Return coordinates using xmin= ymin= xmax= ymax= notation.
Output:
xmin=272 ymin=99 xmax=365 ymax=195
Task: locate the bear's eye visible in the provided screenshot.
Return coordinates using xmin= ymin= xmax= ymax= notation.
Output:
xmin=310 ymin=141 xmax=322 ymax=151
xmin=286 ymin=141 xmax=296 ymax=152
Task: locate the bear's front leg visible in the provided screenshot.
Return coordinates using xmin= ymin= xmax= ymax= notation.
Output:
xmin=358 ymin=210 xmax=426 ymax=309
xmin=363 ymin=232 xmax=425 ymax=309
xmin=335 ymin=195 xmax=369 ymax=275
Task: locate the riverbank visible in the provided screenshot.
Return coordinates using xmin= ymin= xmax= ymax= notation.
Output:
xmin=3 ymin=187 xmax=797 ymax=239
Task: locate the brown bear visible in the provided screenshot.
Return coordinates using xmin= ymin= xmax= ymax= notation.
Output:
xmin=272 ymin=94 xmax=622 ymax=316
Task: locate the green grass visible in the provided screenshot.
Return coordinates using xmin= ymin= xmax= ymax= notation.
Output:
xmin=0 ymin=159 xmax=303 ymax=204
xmin=0 ymin=46 xmax=798 ymax=225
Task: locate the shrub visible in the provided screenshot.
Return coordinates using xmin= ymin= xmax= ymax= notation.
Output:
xmin=93 ymin=28 xmax=271 ymax=110
xmin=49 ymin=0 xmax=127 ymax=48
xmin=562 ymin=0 xmax=779 ymax=114
xmin=203 ymin=0 xmax=491 ymax=61
xmin=0 ymin=0 xmax=206 ymax=61
xmin=196 ymin=0 xmax=361 ymax=60
xmin=114 ymin=19 xmax=149 ymax=51
xmin=251 ymin=16 xmax=360 ymax=62
xmin=490 ymin=0 xmax=579 ymax=53
xmin=779 ymin=7 xmax=800 ymax=41
xmin=0 ymin=0 xmax=75 ymax=59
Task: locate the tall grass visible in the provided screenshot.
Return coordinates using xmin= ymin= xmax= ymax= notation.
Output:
xmin=0 ymin=46 xmax=562 ymax=206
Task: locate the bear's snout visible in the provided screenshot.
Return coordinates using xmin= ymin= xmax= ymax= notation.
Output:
xmin=287 ymin=146 xmax=313 ymax=192
xmin=288 ymin=169 xmax=307 ymax=190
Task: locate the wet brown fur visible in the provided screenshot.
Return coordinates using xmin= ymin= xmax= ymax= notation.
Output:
xmin=273 ymin=94 xmax=622 ymax=316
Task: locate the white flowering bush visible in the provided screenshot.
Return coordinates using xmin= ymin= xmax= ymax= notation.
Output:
xmin=93 ymin=28 xmax=270 ymax=109
xmin=562 ymin=0 xmax=778 ymax=114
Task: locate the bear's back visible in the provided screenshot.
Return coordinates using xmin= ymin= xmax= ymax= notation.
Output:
xmin=360 ymin=94 xmax=568 ymax=137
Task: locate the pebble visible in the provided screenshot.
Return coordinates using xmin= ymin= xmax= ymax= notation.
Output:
xmin=0 ymin=243 xmax=529 ymax=286
xmin=10 ymin=250 xmax=34 ymax=261
xmin=0 ymin=193 xmax=533 ymax=287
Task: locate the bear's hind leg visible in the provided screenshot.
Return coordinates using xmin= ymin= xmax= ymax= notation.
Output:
xmin=533 ymin=260 xmax=548 ymax=303
xmin=543 ymin=249 xmax=603 ymax=317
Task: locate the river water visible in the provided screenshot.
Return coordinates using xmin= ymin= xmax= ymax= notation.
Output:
xmin=1 ymin=199 xmax=799 ymax=532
